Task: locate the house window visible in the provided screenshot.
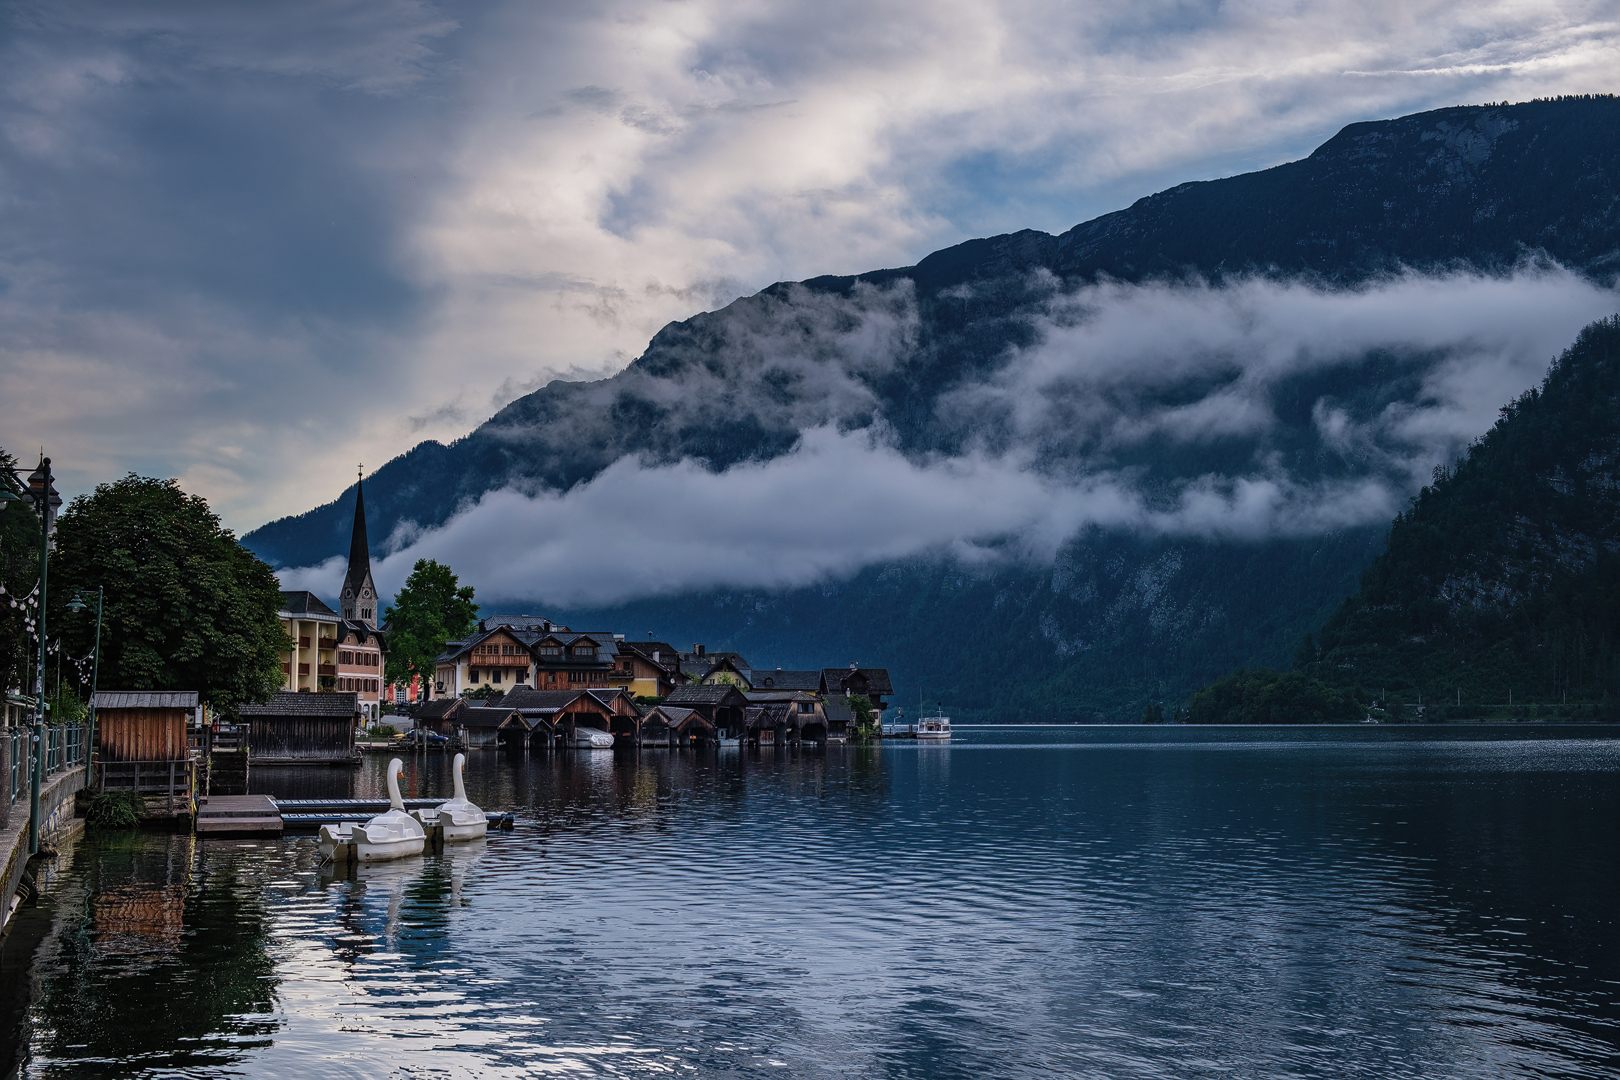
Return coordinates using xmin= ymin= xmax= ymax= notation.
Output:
xmin=492 ymin=669 xmax=502 ymax=684
xmin=798 ymin=702 xmax=814 ymax=713
xmin=540 ymin=645 xmax=561 ymax=658
xmin=470 ymin=668 xmax=480 ymax=683
xmin=502 ymin=644 xmax=516 ymax=655
xmin=514 ymin=671 xmax=527 ymax=684
xmin=572 ymin=645 xmax=596 ymax=658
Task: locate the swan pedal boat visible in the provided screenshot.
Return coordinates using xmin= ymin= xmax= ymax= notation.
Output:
xmin=318 ymin=757 xmax=426 ymax=863
xmin=410 ymin=752 xmax=488 ymax=842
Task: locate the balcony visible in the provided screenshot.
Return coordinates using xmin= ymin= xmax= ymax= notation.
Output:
xmin=319 ymin=638 xmax=338 ymax=650
xmin=318 ymin=664 xmax=336 ymax=676
xmin=297 ymin=663 xmax=310 ymax=676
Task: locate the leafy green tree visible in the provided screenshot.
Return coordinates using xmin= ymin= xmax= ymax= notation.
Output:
xmin=382 ymin=559 xmax=477 ymax=690
xmin=50 ymin=475 xmax=287 ymax=715
xmin=1186 ymin=669 xmax=1362 ymax=724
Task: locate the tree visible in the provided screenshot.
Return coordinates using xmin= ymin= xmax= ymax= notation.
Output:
xmin=382 ymin=559 xmax=477 ymax=690
xmin=50 ymin=475 xmax=287 ymax=715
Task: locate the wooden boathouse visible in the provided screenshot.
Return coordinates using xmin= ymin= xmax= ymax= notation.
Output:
xmin=663 ymin=685 xmax=750 ymax=740
xmin=238 ymin=692 xmax=358 ymax=764
xmin=638 ymin=705 xmax=715 ymax=747
xmin=89 ymin=691 xmax=200 ymax=810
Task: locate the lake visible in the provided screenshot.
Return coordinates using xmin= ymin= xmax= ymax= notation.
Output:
xmin=3 ymin=725 xmax=1619 ymax=1078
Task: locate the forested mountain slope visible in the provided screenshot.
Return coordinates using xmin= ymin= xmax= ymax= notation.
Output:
xmin=1305 ymin=316 xmax=1620 ymax=714
xmin=241 ymin=96 xmax=1620 ymax=719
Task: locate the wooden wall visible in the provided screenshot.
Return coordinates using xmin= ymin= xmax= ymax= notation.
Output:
xmin=97 ymin=708 xmax=188 ymax=762
xmin=248 ymin=716 xmax=355 ymax=763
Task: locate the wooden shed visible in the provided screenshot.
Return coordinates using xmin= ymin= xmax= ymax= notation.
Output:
xmin=239 ymin=692 xmax=358 ymax=765
xmin=89 ymin=691 xmax=200 ymax=805
xmin=459 ymin=706 xmax=527 ymax=749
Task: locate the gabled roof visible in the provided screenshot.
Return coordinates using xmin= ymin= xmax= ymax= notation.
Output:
xmin=498 ymin=687 xmax=598 ymax=713
xmin=745 ymin=703 xmax=792 ymax=728
xmin=279 ymin=591 xmax=338 ymax=617
xmin=745 ymin=690 xmax=818 ymax=704
xmin=338 ymin=620 xmax=385 ymax=646
xmin=415 ymin=697 xmax=466 ymax=721
xmin=645 ymin=705 xmax=696 ymax=724
xmin=750 ymin=670 xmax=820 ymax=691
xmin=92 ymin=691 xmax=199 ymax=710
xmin=435 ymin=626 xmax=528 ymax=664
xmin=461 ymin=706 xmax=523 ymax=730
xmin=822 ymin=667 xmax=894 ymax=695
xmin=666 ymin=684 xmax=750 ymax=706
xmin=618 ymin=641 xmax=680 ymax=667
xmin=239 ymin=692 xmax=358 ymax=717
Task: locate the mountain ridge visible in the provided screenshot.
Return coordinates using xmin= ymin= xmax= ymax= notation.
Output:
xmin=241 ymin=96 xmax=1620 ymax=719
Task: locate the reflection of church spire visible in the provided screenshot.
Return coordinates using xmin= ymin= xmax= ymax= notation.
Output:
xmin=341 ymin=469 xmax=378 ymax=627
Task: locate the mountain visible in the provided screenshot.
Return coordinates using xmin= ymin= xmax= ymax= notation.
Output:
xmin=1303 ymin=316 xmax=1620 ymax=716
xmin=243 ymin=96 xmax=1620 ymax=720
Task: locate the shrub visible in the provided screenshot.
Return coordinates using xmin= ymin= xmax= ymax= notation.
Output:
xmin=86 ymin=789 xmax=145 ymax=830
xmin=365 ymin=724 xmax=398 ymax=740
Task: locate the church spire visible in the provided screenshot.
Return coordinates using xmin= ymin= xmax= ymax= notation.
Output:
xmin=341 ymin=470 xmax=378 ymax=627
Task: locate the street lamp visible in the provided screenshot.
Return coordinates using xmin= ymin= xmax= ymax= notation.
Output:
xmin=13 ymin=456 xmax=60 ymax=856
xmin=67 ymin=587 xmax=102 ymax=785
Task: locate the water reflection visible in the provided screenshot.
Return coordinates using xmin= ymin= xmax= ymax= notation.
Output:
xmin=4 ymin=728 xmax=1619 ymax=1078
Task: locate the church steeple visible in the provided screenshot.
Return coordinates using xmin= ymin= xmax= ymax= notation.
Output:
xmin=340 ymin=470 xmax=378 ymax=627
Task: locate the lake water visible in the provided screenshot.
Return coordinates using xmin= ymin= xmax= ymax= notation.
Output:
xmin=4 ymin=725 xmax=1619 ymax=1079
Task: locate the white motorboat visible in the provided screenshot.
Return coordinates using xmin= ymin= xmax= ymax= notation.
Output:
xmin=915 ymin=708 xmax=952 ymax=741
xmin=318 ymin=757 xmax=426 ymax=863
xmin=414 ymin=752 xmax=487 ymax=842
xmin=568 ymin=728 xmax=615 ymax=749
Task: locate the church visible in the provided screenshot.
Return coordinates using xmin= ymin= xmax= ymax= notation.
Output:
xmin=274 ymin=475 xmax=388 ymax=720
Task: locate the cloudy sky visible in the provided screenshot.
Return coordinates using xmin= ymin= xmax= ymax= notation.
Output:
xmin=2 ymin=0 xmax=1617 ymax=535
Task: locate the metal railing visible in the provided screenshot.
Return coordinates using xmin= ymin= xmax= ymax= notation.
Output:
xmin=6 ymin=723 xmax=92 ymax=805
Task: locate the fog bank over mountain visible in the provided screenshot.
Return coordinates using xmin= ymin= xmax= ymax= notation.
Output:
xmin=277 ymin=265 xmax=1617 ymax=608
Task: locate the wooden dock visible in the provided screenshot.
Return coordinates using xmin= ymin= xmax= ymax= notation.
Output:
xmin=191 ymin=796 xmax=514 ymax=837
xmin=195 ymin=795 xmax=282 ymax=837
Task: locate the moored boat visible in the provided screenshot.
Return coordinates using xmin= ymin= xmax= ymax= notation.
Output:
xmin=415 ymin=752 xmax=487 ymax=842
xmin=915 ymin=708 xmax=952 ymax=741
xmin=318 ymin=757 xmax=426 ymax=862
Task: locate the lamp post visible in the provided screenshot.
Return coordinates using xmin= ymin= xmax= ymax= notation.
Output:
xmin=16 ymin=456 xmax=61 ymax=856
xmin=68 ymin=587 xmax=102 ymax=785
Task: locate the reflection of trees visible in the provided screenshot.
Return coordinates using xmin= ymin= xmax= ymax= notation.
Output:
xmin=33 ymin=834 xmax=279 ymax=1072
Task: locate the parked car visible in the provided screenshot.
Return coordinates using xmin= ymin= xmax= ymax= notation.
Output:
xmin=395 ymin=729 xmax=449 ymax=748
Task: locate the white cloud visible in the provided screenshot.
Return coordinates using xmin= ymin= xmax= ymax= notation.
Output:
xmin=277 ymin=266 xmax=1620 ymax=608
xmin=5 ymin=0 xmax=1617 ymax=529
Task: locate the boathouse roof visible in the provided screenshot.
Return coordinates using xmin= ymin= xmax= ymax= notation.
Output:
xmin=91 ymin=691 xmax=199 ymax=710
xmin=461 ymin=706 xmax=523 ymax=730
xmin=666 ymin=684 xmax=750 ymax=706
xmin=414 ymin=697 xmax=466 ymax=721
xmin=239 ymin=691 xmax=358 ymax=717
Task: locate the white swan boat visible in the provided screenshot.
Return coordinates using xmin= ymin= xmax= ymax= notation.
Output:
xmin=317 ymin=757 xmax=426 ymax=863
xmin=568 ymin=728 xmax=615 ymax=749
xmin=412 ymin=752 xmax=488 ymax=843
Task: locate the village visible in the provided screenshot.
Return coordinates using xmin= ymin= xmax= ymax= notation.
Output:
xmin=1 ymin=462 xmax=897 ymax=912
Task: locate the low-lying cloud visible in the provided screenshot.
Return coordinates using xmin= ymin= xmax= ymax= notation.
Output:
xmin=278 ymin=266 xmax=1620 ymax=608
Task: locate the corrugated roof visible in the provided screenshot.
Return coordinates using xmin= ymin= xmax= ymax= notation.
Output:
xmin=239 ymin=691 xmax=358 ymax=717
xmin=91 ymin=691 xmax=199 ymax=710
